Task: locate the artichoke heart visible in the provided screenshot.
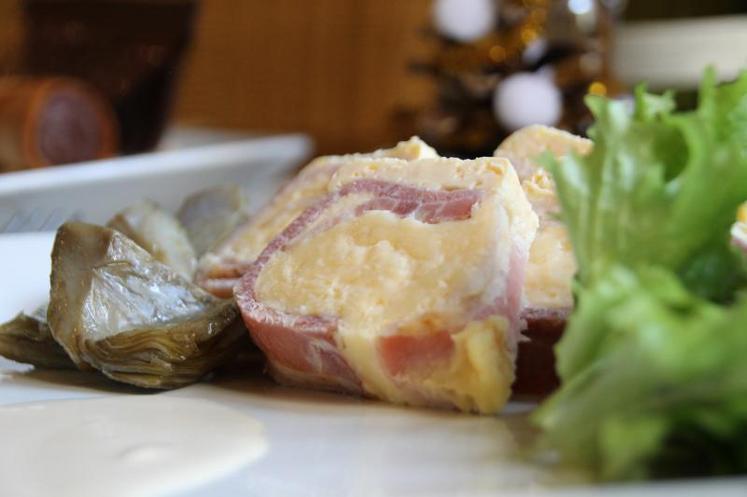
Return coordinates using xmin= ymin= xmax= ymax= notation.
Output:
xmin=48 ymin=222 xmax=246 ymax=389
xmin=0 ymin=308 xmax=75 ymax=369
xmin=177 ymin=185 xmax=249 ymax=257
xmin=107 ymin=200 xmax=197 ymax=279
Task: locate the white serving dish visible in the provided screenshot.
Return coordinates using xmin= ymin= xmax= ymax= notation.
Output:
xmin=614 ymin=15 xmax=747 ymax=88
xmin=0 ymin=132 xmax=312 ymax=232
xmin=0 ymin=231 xmax=745 ymax=496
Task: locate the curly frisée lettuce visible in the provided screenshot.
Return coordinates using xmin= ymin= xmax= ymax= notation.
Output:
xmin=534 ymin=267 xmax=747 ymax=479
xmin=545 ymin=69 xmax=747 ymax=300
xmin=534 ymin=70 xmax=747 ymax=480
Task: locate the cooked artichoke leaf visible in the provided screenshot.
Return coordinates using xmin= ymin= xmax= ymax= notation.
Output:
xmin=0 ymin=311 xmax=76 ymax=369
xmin=48 ymin=222 xmax=247 ymax=389
xmin=107 ymin=200 xmax=197 ymax=279
xmin=177 ymin=185 xmax=249 ymax=257
xmin=85 ymin=299 xmax=246 ymax=388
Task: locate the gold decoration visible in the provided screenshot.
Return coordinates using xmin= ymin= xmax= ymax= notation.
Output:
xmin=434 ymin=0 xmax=550 ymax=76
xmin=417 ymin=0 xmax=620 ymax=157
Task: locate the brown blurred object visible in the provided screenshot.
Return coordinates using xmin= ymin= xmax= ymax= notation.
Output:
xmin=174 ymin=0 xmax=434 ymax=155
xmin=0 ymin=77 xmax=118 ymax=172
xmin=0 ymin=2 xmax=22 ymax=74
xmin=21 ymin=0 xmax=198 ymax=154
xmin=1 ymin=0 xmax=435 ymax=155
xmin=512 ymin=316 xmax=563 ymax=398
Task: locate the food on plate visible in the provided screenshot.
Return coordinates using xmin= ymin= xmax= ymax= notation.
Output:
xmin=536 ymin=267 xmax=747 ymax=480
xmin=177 ymin=185 xmax=250 ymax=257
xmin=235 ymin=156 xmax=538 ymax=414
xmin=534 ymin=70 xmax=747 ymax=479
xmin=494 ymin=125 xmax=591 ymax=395
xmin=107 ymin=200 xmax=197 ymax=279
xmin=494 ymin=125 xmax=590 ymax=320
xmin=0 ymin=306 xmax=74 ymax=369
xmin=48 ymin=222 xmax=246 ymax=388
xmin=197 ymin=136 xmax=438 ymax=297
xmin=2 ymin=64 xmax=747 ymax=486
xmin=494 ymin=125 xmax=592 ymax=181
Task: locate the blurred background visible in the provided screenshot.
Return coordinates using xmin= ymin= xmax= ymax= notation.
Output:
xmin=0 ymin=0 xmax=745 ymax=170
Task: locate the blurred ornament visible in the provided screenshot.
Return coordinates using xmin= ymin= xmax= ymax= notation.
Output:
xmin=568 ymin=0 xmax=594 ymax=15
xmin=493 ymin=71 xmax=562 ymax=131
xmin=433 ymin=0 xmax=498 ymax=42
xmin=522 ymin=38 xmax=548 ymax=65
xmin=413 ymin=0 xmax=623 ymax=157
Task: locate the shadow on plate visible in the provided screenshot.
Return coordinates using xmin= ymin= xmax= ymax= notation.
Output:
xmin=2 ymin=365 xmax=145 ymax=394
xmin=207 ymin=353 xmax=372 ymax=409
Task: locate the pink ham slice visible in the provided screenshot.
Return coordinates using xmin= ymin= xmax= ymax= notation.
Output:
xmin=235 ymin=178 xmax=528 ymax=405
xmin=197 ymin=137 xmax=439 ymax=298
xmin=196 ymin=161 xmax=341 ymax=297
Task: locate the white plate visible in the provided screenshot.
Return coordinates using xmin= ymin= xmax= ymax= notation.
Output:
xmin=0 ymin=133 xmax=311 ymax=232
xmin=613 ymin=15 xmax=747 ymax=88
xmin=1 ymin=234 xmax=746 ymax=496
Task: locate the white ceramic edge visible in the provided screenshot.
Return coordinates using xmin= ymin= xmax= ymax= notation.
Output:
xmin=0 ymin=133 xmax=313 ymax=196
xmin=613 ymin=15 xmax=747 ymax=87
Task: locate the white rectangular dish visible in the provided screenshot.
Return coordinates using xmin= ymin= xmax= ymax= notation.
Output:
xmin=0 ymin=132 xmax=312 ymax=232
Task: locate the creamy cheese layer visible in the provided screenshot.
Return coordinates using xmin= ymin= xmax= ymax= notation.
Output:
xmin=524 ymin=221 xmax=575 ymax=310
xmin=214 ymin=137 xmax=438 ymax=264
xmin=254 ymin=157 xmax=537 ymax=413
xmin=494 ymin=125 xmax=591 ymax=181
xmin=257 ymin=207 xmax=500 ymax=333
xmin=495 ymin=125 xmax=591 ymax=311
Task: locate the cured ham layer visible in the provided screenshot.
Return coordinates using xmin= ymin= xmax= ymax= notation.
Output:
xmin=494 ymin=125 xmax=591 ymax=395
xmin=495 ymin=125 xmax=591 ymax=319
xmin=197 ymin=137 xmax=438 ymax=297
xmin=234 ymin=157 xmax=538 ymax=413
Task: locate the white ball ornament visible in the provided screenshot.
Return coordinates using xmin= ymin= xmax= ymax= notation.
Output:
xmin=493 ymin=72 xmax=562 ymax=131
xmin=433 ymin=0 xmax=498 ymax=42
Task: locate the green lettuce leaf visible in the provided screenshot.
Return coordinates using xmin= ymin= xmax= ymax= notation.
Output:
xmin=535 ymin=70 xmax=747 ymax=480
xmin=534 ymin=266 xmax=747 ymax=480
xmin=546 ymin=69 xmax=747 ymax=301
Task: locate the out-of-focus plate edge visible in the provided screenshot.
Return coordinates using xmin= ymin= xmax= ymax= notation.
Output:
xmin=0 ymin=133 xmax=313 ymax=230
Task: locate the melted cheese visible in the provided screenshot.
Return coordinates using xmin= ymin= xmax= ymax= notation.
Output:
xmin=419 ymin=318 xmax=514 ymax=413
xmin=257 ymin=206 xmax=500 ymax=332
xmin=213 ymin=137 xmax=438 ymax=263
xmin=495 ymin=125 xmax=590 ymax=311
xmin=255 ymin=157 xmax=537 ymax=413
xmin=494 ymin=125 xmax=591 ymax=181
xmin=524 ymin=222 xmax=575 ymax=309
